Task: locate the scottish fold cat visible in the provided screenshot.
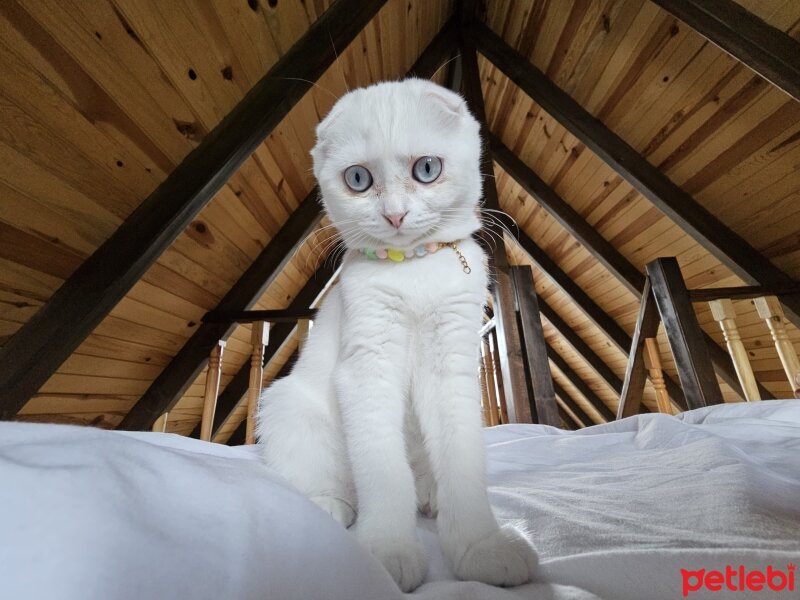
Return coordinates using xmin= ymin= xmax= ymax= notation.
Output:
xmin=257 ymin=79 xmax=536 ymax=591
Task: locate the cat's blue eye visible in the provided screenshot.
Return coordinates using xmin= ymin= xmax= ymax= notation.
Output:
xmin=412 ymin=156 xmax=442 ymax=183
xmin=343 ymin=165 xmax=373 ymax=192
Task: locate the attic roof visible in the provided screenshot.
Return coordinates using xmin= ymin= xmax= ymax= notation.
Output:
xmin=1 ymin=0 xmax=798 ymax=441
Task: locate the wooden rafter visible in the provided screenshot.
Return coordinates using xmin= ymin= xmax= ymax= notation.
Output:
xmin=472 ymin=21 xmax=800 ymax=329
xmin=552 ymin=379 xmax=596 ymax=428
xmin=0 ymin=0 xmax=389 ymax=420
xmin=650 ymin=0 xmax=800 ymax=102
xmin=491 ymin=136 xmax=774 ymax=402
xmin=546 ymin=342 xmax=617 ymax=422
xmin=117 ymin=191 xmax=323 ymax=431
xmin=460 ymin=31 xmax=531 ymax=423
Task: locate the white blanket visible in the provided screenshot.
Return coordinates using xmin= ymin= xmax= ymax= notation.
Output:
xmin=1 ymin=401 xmax=798 ymax=600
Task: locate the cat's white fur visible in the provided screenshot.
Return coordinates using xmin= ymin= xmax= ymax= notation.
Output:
xmin=257 ymin=79 xmax=536 ymax=591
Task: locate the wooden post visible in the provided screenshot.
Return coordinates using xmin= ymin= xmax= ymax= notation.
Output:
xmin=482 ymin=337 xmax=500 ymax=426
xmin=643 ymin=338 xmax=672 ymax=414
xmin=754 ymin=296 xmax=800 ymax=390
xmin=709 ymin=299 xmax=761 ymax=401
xmin=245 ymin=322 xmax=270 ymax=444
xmin=512 ymin=265 xmax=560 ymax=427
xmin=152 ymin=412 xmax=169 ymax=433
xmin=618 ymin=279 xmax=661 ymax=419
xmin=479 ymin=350 xmax=491 ymax=426
xmin=200 ymin=341 xmax=226 ymax=441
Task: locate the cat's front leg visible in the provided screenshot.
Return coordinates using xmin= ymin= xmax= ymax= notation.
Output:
xmin=412 ymin=315 xmax=537 ymax=587
xmin=335 ymin=318 xmax=427 ymax=592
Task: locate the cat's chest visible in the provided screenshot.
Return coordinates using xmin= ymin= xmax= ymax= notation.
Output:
xmin=339 ymin=241 xmax=487 ymax=315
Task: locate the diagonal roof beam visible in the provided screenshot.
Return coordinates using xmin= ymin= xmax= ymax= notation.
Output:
xmin=0 ymin=0 xmax=389 ymax=420
xmin=472 ymin=22 xmax=800 ymax=328
xmin=552 ymin=379 xmax=598 ymax=428
xmin=650 ymin=0 xmax=800 ymax=102
xmin=190 ymin=259 xmax=341 ymax=440
xmin=118 ymin=191 xmax=323 ymax=431
xmin=547 ymin=342 xmax=617 ymax=422
xmin=491 ymin=136 xmax=774 ymax=402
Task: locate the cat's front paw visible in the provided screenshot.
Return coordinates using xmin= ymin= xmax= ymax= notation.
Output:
xmin=310 ymin=495 xmax=356 ymax=528
xmin=453 ymin=525 xmax=537 ymax=587
xmin=367 ymin=538 xmax=428 ymax=592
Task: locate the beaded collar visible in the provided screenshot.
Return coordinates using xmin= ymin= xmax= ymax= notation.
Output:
xmin=357 ymin=241 xmax=471 ymax=274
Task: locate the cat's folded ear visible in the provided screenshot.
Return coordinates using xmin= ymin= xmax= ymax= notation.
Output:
xmin=419 ymin=82 xmax=474 ymax=128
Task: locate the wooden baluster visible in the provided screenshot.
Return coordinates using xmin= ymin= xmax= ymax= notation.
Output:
xmin=296 ymin=318 xmax=310 ymax=351
xmin=489 ymin=329 xmax=508 ymax=424
xmin=200 ymin=340 xmax=226 ymax=441
xmin=643 ymin=337 xmax=672 ymax=414
xmin=152 ymin=412 xmax=169 ymax=433
xmin=709 ymin=299 xmax=760 ymax=401
xmin=482 ymin=337 xmax=500 ymax=426
xmin=246 ymin=322 xmax=270 ymax=445
xmin=479 ymin=350 xmax=491 ymax=426
xmin=754 ymin=296 xmax=800 ymax=391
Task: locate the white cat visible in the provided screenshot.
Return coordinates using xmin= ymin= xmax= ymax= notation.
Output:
xmin=257 ymin=79 xmax=537 ymax=592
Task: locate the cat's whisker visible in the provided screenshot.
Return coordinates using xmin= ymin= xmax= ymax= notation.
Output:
xmin=328 ymin=30 xmax=350 ymax=94
xmin=430 ymin=52 xmax=461 ymax=82
xmin=275 ymin=76 xmax=340 ymax=102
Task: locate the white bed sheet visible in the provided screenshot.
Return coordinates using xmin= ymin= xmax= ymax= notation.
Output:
xmin=1 ymin=400 xmax=798 ymax=600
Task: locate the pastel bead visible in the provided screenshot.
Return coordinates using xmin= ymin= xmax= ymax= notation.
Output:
xmin=425 ymin=242 xmax=439 ymax=254
xmin=404 ymin=249 xmax=415 ymax=258
xmin=388 ymin=249 xmax=405 ymax=262
xmin=414 ymin=246 xmax=426 ymax=257
xmin=364 ymin=248 xmax=377 ymax=260
xmin=375 ymin=248 xmax=388 ymax=260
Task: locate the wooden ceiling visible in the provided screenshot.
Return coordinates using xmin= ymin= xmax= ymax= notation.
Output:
xmin=0 ymin=0 xmax=798 ymax=440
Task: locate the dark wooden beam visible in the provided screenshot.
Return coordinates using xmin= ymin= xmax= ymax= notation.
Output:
xmin=650 ymin=0 xmax=800 ymax=102
xmin=203 ymin=309 xmax=319 ymax=324
xmin=508 ymin=229 xmax=687 ymax=410
xmin=460 ymin=33 xmax=531 ymax=423
xmin=552 ymin=379 xmax=595 ymax=428
xmin=0 ymin=0 xmax=388 ymax=420
xmin=491 ymin=136 xmax=772 ymax=402
xmin=537 ymin=300 xmax=623 ymax=395
xmin=618 ymin=280 xmax=661 ymax=419
xmin=547 ymin=343 xmax=616 ymax=423
xmin=491 ymin=134 xmax=645 ymax=295
xmin=472 ymin=21 xmax=800 ymax=328
xmin=117 ymin=193 xmax=323 ymax=431
xmin=190 ymin=259 xmax=340 ymax=440
xmin=647 ymin=258 xmax=724 ymax=409
xmin=511 ymin=265 xmax=560 ymax=426
xmin=227 ymin=349 xmax=300 ymax=446
xmin=689 ymin=283 xmax=800 ymax=302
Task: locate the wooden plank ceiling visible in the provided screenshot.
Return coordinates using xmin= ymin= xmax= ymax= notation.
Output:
xmin=1 ymin=0 xmax=798 ymax=440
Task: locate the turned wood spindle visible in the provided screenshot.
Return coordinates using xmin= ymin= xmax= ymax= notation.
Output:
xmin=152 ymin=412 xmax=169 ymax=433
xmin=709 ymin=299 xmax=760 ymax=401
xmin=200 ymin=340 xmax=226 ymax=441
xmin=245 ymin=322 xmax=270 ymax=445
xmin=643 ymin=337 xmax=672 ymax=414
xmin=482 ymin=337 xmax=500 ymax=426
xmin=754 ymin=296 xmax=800 ymax=393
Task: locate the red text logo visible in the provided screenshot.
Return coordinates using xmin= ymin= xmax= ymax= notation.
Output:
xmin=681 ymin=564 xmax=795 ymax=596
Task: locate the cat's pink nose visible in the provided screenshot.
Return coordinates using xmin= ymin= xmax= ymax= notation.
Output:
xmin=383 ymin=212 xmax=407 ymax=229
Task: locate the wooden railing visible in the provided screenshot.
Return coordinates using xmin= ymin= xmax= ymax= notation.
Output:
xmin=618 ymin=257 xmax=800 ymax=417
xmin=151 ymin=309 xmax=316 ymax=442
